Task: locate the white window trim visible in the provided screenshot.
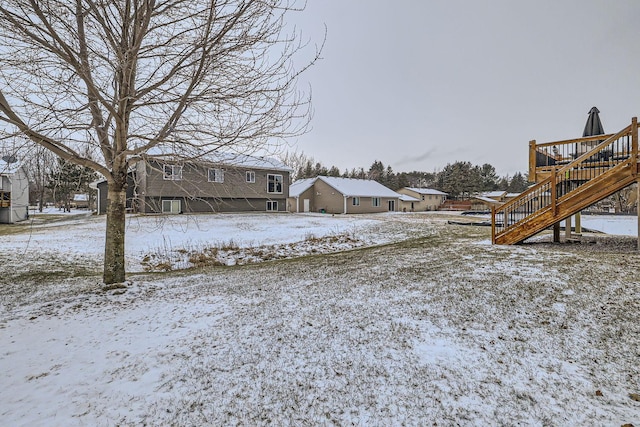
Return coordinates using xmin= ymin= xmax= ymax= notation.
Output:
xmin=352 ymin=197 xmax=360 ymax=206
xmin=208 ymin=168 xmax=224 ymax=183
xmin=163 ymin=164 xmax=183 ymax=181
xmin=246 ymin=170 xmax=256 ymax=183
xmin=162 ymin=199 xmax=181 ymax=214
xmin=267 ymin=174 xmax=283 ymax=194
xmin=266 ymin=200 xmax=278 ymax=211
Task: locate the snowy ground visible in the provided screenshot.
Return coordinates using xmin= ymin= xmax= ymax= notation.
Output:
xmin=1 ymin=211 xmax=640 ymax=425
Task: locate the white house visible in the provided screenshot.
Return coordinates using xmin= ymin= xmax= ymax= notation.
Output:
xmin=0 ymin=157 xmax=29 ymax=223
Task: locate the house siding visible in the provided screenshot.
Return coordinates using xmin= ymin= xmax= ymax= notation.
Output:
xmin=346 ymin=196 xmax=392 ymax=214
xmin=0 ymin=166 xmax=29 ymax=223
xmin=397 ymin=188 xmax=446 ymax=211
xmin=114 ymin=159 xmax=290 ymax=214
xmin=287 ymin=186 xmax=316 ymax=213
xmin=313 ymin=179 xmax=346 ymax=214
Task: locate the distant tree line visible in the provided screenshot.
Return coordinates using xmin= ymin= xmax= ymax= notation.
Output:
xmin=281 ymin=152 xmax=531 ymax=198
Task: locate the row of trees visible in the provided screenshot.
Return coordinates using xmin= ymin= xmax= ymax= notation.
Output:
xmin=283 ymin=152 xmax=530 ymax=198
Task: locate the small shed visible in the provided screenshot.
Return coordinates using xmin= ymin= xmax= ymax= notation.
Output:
xmin=0 ymin=158 xmax=29 ymax=223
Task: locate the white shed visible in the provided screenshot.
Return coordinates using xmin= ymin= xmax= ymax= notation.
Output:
xmin=0 ymin=158 xmax=29 ymax=223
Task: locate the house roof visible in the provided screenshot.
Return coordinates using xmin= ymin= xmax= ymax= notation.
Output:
xmin=398 ymin=194 xmax=420 ymax=202
xmin=472 ymin=195 xmax=502 ymax=205
xmin=318 ymin=176 xmax=399 ymax=198
xmin=146 ymin=152 xmax=292 ymax=172
xmin=403 ymin=187 xmax=447 ymax=196
xmin=481 ymin=191 xmax=507 ymax=198
xmin=0 ymin=159 xmax=23 ymax=175
xmin=289 ymin=178 xmax=316 ymax=198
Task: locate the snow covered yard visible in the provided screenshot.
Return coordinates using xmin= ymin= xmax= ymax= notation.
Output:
xmin=1 ymin=212 xmax=640 ymax=425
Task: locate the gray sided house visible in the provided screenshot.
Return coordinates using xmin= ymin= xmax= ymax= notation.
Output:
xmin=288 ymin=176 xmax=400 ymax=214
xmin=0 ymin=158 xmax=29 ymax=223
xmin=97 ymin=154 xmax=291 ymax=214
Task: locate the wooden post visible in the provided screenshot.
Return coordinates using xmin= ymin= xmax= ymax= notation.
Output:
xmin=632 ymin=112 xmax=638 ymax=256
xmin=632 ymin=117 xmax=638 ymax=173
xmin=491 ymin=206 xmax=496 ymax=244
xmin=575 ymin=212 xmax=581 ymax=235
xmin=553 ymin=222 xmax=560 ymax=242
xmin=551 ymin=168 xmax=557 ymax=215
xmin=565 ymin=216 xmax=571 ymax=240
xmin=529 ymin=140 xmax=537 ymax=182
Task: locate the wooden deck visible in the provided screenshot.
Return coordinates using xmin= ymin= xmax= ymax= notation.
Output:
xmin=492 ymin=118 xmax=639 ymax=245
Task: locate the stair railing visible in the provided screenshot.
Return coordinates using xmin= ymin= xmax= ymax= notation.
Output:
xmin=493 ymin=118 xmax=638 ymax=243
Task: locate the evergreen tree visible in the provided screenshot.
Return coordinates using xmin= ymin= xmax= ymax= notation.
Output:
xmin=48 ymin=158 xmax=97 ymax=212
xmin=479 ymin=163 xmax=498 ymax=191
xmin=368 ymin=160 xmax=385 ymax=181
xmin=507 ymin=172 xmax=529 ymax=193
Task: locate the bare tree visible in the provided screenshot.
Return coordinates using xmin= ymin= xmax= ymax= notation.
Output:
xmin=26 ymin=144 xmax=57 ymax=212
xmin=0 ymin=0 xmax=321 ymax=283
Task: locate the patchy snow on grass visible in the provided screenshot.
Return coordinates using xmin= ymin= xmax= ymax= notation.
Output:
xmin=1 ymin=211 xmax=640 ymax=425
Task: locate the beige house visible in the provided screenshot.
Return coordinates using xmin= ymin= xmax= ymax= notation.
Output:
xmin=288 ymin=176 xmax=400 ymax=214
xmin=396 ymin=187 xmax=447 ymax=211
xmin=0 ymin=157 xmax=29 ymax=223
xmin=398 ymin=193 xmax=420 ymax=212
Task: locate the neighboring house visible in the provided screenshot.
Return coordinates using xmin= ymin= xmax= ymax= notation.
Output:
xmin=470 ymin=195 xmax=502 ymax=211
xmin=97 ymin=153 xmax=292 ymax=214
xmin=396 ymin=187 xmax=448 ymax=211
xmin=480 ymin=191 xmax=507 ymax=202
xmin=72 ymin=194 xmax=90 ymax=209
xmin=0 ymin=157 xmax=29 ymax=223
xmin=470 ymin=191 xmax=520 ymax=211
xmin=287 ymin=176 xmax=400 ymax=214
xmin=398 ymin=193 xmax=421 ymax=212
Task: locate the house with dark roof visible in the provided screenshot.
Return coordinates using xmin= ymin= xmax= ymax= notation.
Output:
xmin=0 ymin=158 xmax=29 ymax=223
xmin=288 ymin=176 xmax=400 ymax=214
xmin=97 ymin=153 xmax=292 ymax=214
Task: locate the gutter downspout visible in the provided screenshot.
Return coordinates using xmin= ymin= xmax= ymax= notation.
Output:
xmin=343 ymin=195 xmax=347 ymax=214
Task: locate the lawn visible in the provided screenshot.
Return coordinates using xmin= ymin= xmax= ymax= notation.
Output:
xmin=1 ymin=211 xmax=639 ymax=425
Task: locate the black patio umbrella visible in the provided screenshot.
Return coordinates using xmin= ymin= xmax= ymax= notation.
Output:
xmin=582 ymin=106 xmax=605 ymax=137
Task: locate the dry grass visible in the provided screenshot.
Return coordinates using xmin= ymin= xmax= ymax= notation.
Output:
xmin=2 ymin=215 xmax=640 ymax=424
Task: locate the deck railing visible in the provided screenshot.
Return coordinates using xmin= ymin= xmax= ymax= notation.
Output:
xmin=493 ymin=118 xmax=638 ymax=243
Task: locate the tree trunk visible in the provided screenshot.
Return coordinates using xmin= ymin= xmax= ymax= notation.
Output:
xmin=103 ymin=181 xmax=127 ymax=284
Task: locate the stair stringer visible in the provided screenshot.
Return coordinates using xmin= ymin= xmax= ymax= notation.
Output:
xmin=494 ymin=161 xmax=637 ymax=245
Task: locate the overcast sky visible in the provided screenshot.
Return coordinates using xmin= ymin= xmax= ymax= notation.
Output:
xmin=288 ymin=0 xmax=640 ymax=177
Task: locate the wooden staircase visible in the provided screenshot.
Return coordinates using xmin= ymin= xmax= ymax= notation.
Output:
xmin=492 ymin=118 xmax=639 ymax=245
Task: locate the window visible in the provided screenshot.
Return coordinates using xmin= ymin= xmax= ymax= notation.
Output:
xmin=267 ymin=174 xmax=283 ymax=193
xmin=421 ymin=195 xmax=425 ymax=201
xmin=352 ymin=197 xmax=360 ymax=206
xmin=266 ymin=201 xmax=278 ymax=211
xmin=372 ymin=197 xmax=380 ymax=207
xmin=246 ymin=171 xmax=256 ymax=183
xmin=162 ymin=199 xmax=181 ymax=214
xmin=163 ymin=164 xmax=182 ymax=180
xmin=208 ymin=168 xmax=224 ymax=183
